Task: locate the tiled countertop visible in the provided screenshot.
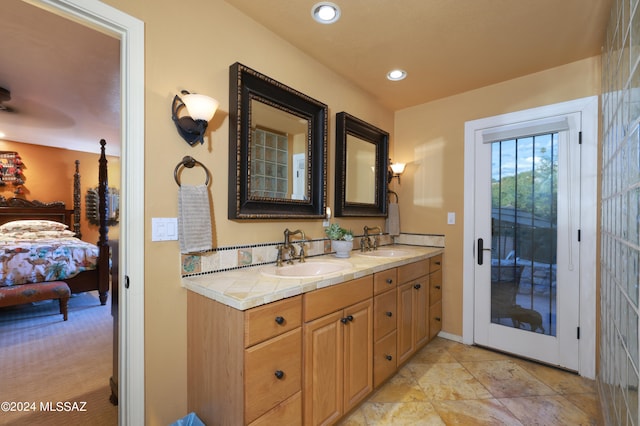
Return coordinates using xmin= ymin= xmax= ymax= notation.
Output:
xmin=182 ymin=244 xmax=444 ymax=310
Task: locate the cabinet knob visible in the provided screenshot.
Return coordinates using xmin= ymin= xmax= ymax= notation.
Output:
xmin=435 ymin=317 xmax=441 ymax=322
xmin=275 ymin=316 xmax=285 ymax=325
xmin=385 ymin=311 xmax=393 ymax=317
xmin=386 ymin=278 xmax=393 ymax=284
xmin=435 ymin=285 xmax=441 ymax=290
xmin=414 ymin=283 xmax=422 ymax=290
xmin=341 ymin=315 xmax=354 ymax=324
xmin=274 ymin=370 xmax=284 ymax=379
xmin=385 ymin=354 xmax=393 ymax=361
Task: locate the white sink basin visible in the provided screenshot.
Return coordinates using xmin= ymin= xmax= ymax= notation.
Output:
xmin=356 ymin=248 xmax=412 ymax=258
xmin=261 ymin=260 xmax=352 ymax=279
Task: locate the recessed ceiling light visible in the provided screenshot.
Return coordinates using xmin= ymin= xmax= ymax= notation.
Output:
xmin=387 ymin=69 xmax=407 ymax=81
xmin=311 ymin=2 xmax=341 ymax=24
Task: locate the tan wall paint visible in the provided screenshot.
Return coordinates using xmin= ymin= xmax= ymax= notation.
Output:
xmin=393 ymin=56 xmax=601 ymax=338
xmin=101 ymin=1 xmax=393 ymax=423
xmin=0 ymin=140 xmax=120 ymax=243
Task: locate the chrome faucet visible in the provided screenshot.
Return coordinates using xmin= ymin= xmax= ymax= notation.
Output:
xmin=279 ymin=228 xmax=306 ymax=265
xmin=361 ymin=225 xmax=382 ymax=252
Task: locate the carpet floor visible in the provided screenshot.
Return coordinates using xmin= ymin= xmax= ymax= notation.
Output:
xmin=0 ymin=291 xmax=117 ymax=425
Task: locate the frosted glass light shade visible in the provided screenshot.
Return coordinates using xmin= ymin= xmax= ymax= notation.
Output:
xmin=390 ymin=163 xmax=406 ymax=174
xmin=182 ymin=93 xmax=219 ymax=121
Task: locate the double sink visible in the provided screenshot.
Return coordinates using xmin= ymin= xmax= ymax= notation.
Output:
xmin=260 ymin=248 xmax=412 ymax=279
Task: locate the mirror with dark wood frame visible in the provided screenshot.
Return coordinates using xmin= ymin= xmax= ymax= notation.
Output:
xmin=335 ymin=112 xmax=389 ymax=217
xmin=228 ymin=62 xmax=328 ymax=219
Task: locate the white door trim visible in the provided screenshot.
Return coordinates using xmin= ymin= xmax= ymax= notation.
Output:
xmin=29 ymin=0 xmax=146 ymax=423
xmin=463 ymin=96 xmax=598 ymax=379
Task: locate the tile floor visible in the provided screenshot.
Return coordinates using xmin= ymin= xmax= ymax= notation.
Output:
xmin=340 ymin=337 xmax=602 ymax=425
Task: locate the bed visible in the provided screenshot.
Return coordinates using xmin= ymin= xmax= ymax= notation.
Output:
xmin=0 ymin=139 xmax=110 ymax=306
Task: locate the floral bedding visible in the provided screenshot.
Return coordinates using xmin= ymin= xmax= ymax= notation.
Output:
xmin=0 ymin=220 xmax=98 ymax=287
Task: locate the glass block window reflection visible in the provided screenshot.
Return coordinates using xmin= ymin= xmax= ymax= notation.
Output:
xmin=251 ymin=128 xmax=289 ymax=198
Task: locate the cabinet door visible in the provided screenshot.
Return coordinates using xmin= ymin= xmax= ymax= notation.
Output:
xmin=304 ymin=311 xmax=343 ymax=426
xmin=396 ymin=281 xmax=414 ymax=365
xmin=343 ymin=299 xmax=373 ymax=413
xmin=414 ymin=275 xmax=430 ymax=349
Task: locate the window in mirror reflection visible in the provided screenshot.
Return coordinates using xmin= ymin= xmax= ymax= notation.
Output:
xmin=250 ymin=99 xmax=310 ymax=200
xmin=346 ymin=134 xmax=376 ymax=204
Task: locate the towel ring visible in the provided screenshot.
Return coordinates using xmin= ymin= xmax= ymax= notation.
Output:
xmin=174 ymin=156 xmax=211 ymax=187
xmin=388 ymin=190 xmax=398 ymax=203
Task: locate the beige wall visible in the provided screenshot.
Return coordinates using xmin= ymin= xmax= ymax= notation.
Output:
xmin=102 ymin=1 xmax=393 ymax=424
xmin=393 ymin=56 xmax=601 ymax=337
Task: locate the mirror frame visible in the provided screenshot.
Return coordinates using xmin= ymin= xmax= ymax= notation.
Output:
xmin=229 ymin=62 xmax=328 ymax=219
xmin=335 ymin=112 xmax=389 ymax=217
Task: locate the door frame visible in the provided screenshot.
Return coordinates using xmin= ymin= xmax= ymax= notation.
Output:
xmin=30 ymin=0 xmax=146 ymax=423
xmin=462 ymin=96 xmax=598 ymax=379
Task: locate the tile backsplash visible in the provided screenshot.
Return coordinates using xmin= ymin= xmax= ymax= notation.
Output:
xmin=181 ymin=232 xmax=444 ymax=277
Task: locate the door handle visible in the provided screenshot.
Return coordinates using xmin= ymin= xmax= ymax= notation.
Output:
xmin=477 ymin=238 xmax=491 ymax=265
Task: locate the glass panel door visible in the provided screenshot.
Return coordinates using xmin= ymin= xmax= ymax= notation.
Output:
xmin=491 ymin=134 xmax=557 ymax=336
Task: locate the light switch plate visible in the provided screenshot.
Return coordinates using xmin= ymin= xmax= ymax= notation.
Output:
xmin=447 ymin=212 xmax=456 ymax=225
xmin=152 ymin=217 xmax=178 ymax=241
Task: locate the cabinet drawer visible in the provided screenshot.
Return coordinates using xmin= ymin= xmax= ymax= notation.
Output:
xmin=303 ymin=275 xmax=373 ymax=322
xmin=374 ymin=290 xmax=396 ymax=340
xmin=429 ymin=269 xmax=442 ymax=304
xmin=373 ymin=268 xmax=397 ymax=295
xmin=245 ymin=328 xmax=302 ymax=424
xmin=249 ymin=391 xmax=302 ymax=426
xmin=373 ymin=330 xmax=397 ymax=388
xmin=245 ymin=295 xmax=302 ymax=347
xmin=430 ymin=254 xmax=442 ymax=272
xmin=398 ymin=259 xmax=429 ymax=284
xmin=429 ymin=300 xmax=442 ymax=341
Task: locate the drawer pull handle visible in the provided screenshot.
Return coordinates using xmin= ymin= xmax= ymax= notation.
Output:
xmin=435 ymin=285 xmax=441 ymax=290
xmin=385 ymin=311 xmax=393 ymax=317
xmin=385 ymin=354 xmax=393 ymax=361
xmin=414 ymin=283 xmax=421 ymax=290
xmin=386 ymin=278 xmax=393 ymax=284
xmin=435 ymin=261 xmax=441 ymax=265
xmin=435 ymin=317 xmax=441 ymax=321
xmin=275 ymin=316 xmax=285 ymax=325
xmin=274 ymin=370 xmax=284 ymax=379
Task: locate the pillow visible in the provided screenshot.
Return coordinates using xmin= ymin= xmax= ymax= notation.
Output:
xmin=0 ymin=229 xmax=76 ymax=240
xmin=0 ymin=219 xmax=68 ymax=233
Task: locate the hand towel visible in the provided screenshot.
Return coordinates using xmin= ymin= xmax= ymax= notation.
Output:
xmin=385 ymin=202 xmax=400 ymax=236
xmin=178 ymin=184 xmax=212 ymax=254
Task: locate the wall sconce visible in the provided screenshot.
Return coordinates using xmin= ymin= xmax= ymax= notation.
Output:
xmin=388 ymin=160 xmax=406 ymax=184
xmin=172 ymin=90 xmax=219 ymax=146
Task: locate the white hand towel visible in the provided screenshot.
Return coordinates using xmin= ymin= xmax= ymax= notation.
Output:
xmin=178 ymin=184 xmax=213 ymax=254
xmin=386 ymin=202 xmax=400 ymax=236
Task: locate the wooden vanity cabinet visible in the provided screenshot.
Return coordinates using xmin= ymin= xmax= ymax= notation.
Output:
xmin=396 ymin=259 xmax=430 ymax=365
xmin=187 ymin=292 xmax=303 ymax=426
xmin=372 ymin=268 xmax=398 ymax=387
xmin=429 ymin=254 xmax=443 ymax=340
xmin=303 ymin=276 xmax=373 ymax=426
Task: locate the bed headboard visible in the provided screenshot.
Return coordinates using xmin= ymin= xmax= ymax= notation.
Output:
xmin=0 ymin=198 xmax=74 ymax=228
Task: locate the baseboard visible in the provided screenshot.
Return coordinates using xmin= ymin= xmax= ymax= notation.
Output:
xmin=437 ymin=331 xmax=463 ymax=343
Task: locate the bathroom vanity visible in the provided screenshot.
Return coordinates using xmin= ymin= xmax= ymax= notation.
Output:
xmin=184 ymin=245 xmax=443 ymax=425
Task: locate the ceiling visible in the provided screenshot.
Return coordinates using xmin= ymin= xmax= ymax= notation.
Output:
xmin=0 ymin=0 xmax=120 ymax=156
xmin=0 ymin=0 xmax=612 ymax=155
